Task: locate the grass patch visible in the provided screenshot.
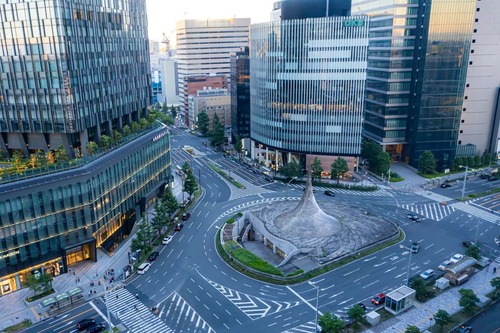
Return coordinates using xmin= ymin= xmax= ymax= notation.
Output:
xmin=208 ymin=163 xmax=245 ymax=189
xmin=226 ymin=243 xmax=283 ymax=276
xmin=390 ymin=176 xmax=404 ymax=182
xmin=286 ymin=269 xmax=304 ymax=277
xmin=2 ymin=319 xmax=32 ymax=333
xmin=226 ymin=212 xmax=242 ymax=224
xmin=26 ymin=288 xmax=55 ymax=302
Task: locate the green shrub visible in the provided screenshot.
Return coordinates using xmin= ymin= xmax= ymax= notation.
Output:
xmin=231 ymin=248 xmax=283 ymax=276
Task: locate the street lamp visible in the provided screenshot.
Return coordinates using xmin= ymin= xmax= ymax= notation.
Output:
xmin=400 ymin=244 xmax=414 ymax=286
xmin=308 ymin=282 xmax=320 ymax=333
xmin=460 ymin=165 xmax=468 ymax=200
xmin=470 ymin=214 xmax=481 ymax=244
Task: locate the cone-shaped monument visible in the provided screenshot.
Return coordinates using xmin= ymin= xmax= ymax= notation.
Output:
xmin=274 ymin=172 xmax=342 ymax=237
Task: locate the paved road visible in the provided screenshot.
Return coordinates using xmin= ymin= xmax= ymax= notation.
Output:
xmin=463 ymin=299 xmax=500 ymax=332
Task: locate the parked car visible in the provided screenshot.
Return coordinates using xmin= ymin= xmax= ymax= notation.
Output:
xmin=371 ymin=293 xmax=386 ymax=306
xmin=148 ymin=251 xmax=159 ymax=261
xmin=419 ymin=269 xmax=435 ymax=280
xmin=76 ymin=319 xmax=96 ymax=331
xmin=86 ymin=323 xmax=106 ymax=333
xmin=488 ymin=176 xmax=498 ymax=181
xmin=411 ymin=242 xmax=420 ymax=253
xmin=182 ymin=213 xmax=190 ymax=220
xmin=406 ymin=213 xmax=420 ymax=222
xmin=175 ymin=223 xmax=184 ymax=231
xmin=324 ymin=190 xmax=335 ymax=197
xmin=462 ymin=241 xmax=476 ymax=248
xmin=162 ymin=235 xmax=173 ymax=245
xmin=440 ymin=183 xmax=451 ymax=188
xmin=438 ymin=260 xmax=451 ymax=271
xmin=450 ymin=253 xmax=464 ymax=264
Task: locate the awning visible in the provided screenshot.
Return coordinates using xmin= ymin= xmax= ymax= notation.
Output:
xmin=68 ymin=287 xmax=83 ymax=297
xmin=41 ymin=297 xmax=57 ymax=307
xmin=56 ymin=292 xmax=69 ymax=302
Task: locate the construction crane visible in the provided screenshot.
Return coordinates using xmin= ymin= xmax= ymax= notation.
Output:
xmin=161 ymin=32 xmax=170 ymax=52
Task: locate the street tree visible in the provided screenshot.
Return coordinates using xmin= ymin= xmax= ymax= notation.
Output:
xmin=310 ymin=158 xmax=323 ymax=182
xmin=490 ymin=277 xmax=500 ymax=297
xmin=122 ymin=125 xmax=132 ymax=136
xmin=465 ymin=244 xmax=481 ymax=260
xmin=86 ymin=141 xmax=98 ymax=155
xmin=181 ymin=162 xmax=191 ymax=175
xmin=183 ymin=171 xmax=198 ymax=198
xmin=433 ymin=309 xmax=451 ymax=332
xmin=132 ymin=220 xmax=153 ymax=256
xmin=139 ymin=118 xmax=149 ymax=129
xmin=347 ymin=304 xmax=365 ymax=327
xmin=162 ymin=103 xmax=169 ymax=113
xmin=234 ymin=137 xmax=243 ymax=155
xmin=330 ymin=157 xmax=349 ymax=184
xmin=35 ymin=150 xmax=46 ymax=167
xmin=410 ymin=277 xmax=427 ymax=300
xmin=453 ymin=157 xmax=464 ymax=171
xmin=318 ymin=312 xmax=344 ymax=333
xmin=374 ymin=151 xmax=391 ymax=175
xmin=197 ymin=111 xmax=210 ymax=136
xmin=405 ymin=325 xmax=420 ymax=333
xmin=474 ymin=155 xmax=481 ymax=167
xmin=282 ymin=161 xmax=302 ymax=179
xmin=131 ymin=121 xmax=141 ymax=133
xmin=154 ymin=102 xmax=162 ymax=110
xmin=418 ymin=150 xmax=436 ymax=174
xmin=209 ymin=121 xmax=225 ymax=148
xmin=458 ymin=288 xmax=479 ymax=313
xmin=150 ymin=201 xmax=168 ymax=237
xmin=163 ymin=186 xmax=179 ymax=217
xmin=481 ymin=150 xmax=492 ymax=166
xmin=111 ymin=129 xmax=122 ymax=144
xmin=170 ymin=105 xmax=177 ymax=119
xmin=25 ymin=272 xmax=53 ymax=296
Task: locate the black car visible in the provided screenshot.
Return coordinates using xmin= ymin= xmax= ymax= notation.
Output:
xmin=182 ymin=213 xmax=190 ymax=220
xmin=406 ymin=213 xmax=420 ymax=222
xmin=148 ymin=251 xmax=159 ymax=261
xmin=87 ymin=323 xmax=106 ymax=333
xmin=77 ymin=319 xmax=96 ymax=331
xmin=462 ymin=241 xmax=476 ymax=248
xmin=324 ymin=190 xmax=335 ymax=197
xmin=175 ymin=223 xmax=184 ymax=231
xmin=440 ymin=183 xmax=451 ymax=188
xmin=264 ymin=176 xmax=274 ymax=182
xmin=480 ymin=174 xmax=489 ymax=179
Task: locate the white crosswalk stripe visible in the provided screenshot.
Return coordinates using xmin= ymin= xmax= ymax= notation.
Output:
xmin=287 ymin=184 xmax=388 ymax=197
xmin=106 ymin=288 xmax=173 ymax=333
xmin=401 ymin=203 xmax=456 ymax=221
xmin=283 ymin=321 xmax=317 ymax=333
xmin=159 ymin=292 xmax=215 ymax=333
xmin=203 ymin=277 xmax=301 ymax=320
xmin=451 ymin=202 xmax=500 ymax=224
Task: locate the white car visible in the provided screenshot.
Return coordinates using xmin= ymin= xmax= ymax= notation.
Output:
xmin=419 ymin=269 xmax=435 ymax=280
xmin=438 ymin=260 xmax=451 ymax=271
xmin=450 ymin=253 xmax=464 ymax=264
xmin=162 ymin=235 xmax=173 ymax=245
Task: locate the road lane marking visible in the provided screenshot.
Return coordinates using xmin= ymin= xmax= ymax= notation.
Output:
xmin=286 ymin=286 xmax=323 ymax=316
xmin=362 ymin=280 xmax=379 ymax=289
xmin=363 ymin=256 xmax=377 ymax=262
xmin=343 ymin=268 xmax=360 ymax=276
xmin=90 ymin=301 xmax=115 ymax=328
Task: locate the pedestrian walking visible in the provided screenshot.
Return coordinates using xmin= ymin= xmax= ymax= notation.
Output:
xmin=93 ymin=289 xmax=96 ymax=294
xmin=494 ymin=266 xmax=497 ymax=274
xmin=135 ymin=294 xmax=139 ymax=299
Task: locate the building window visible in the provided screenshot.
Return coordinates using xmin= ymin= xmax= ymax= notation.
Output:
xmin=464 ymin=96 xmax=468 ymax=100
xmin=463 ymin=108 xmax=466 ymax=111
xmin=461 ymin=120 xmax=465 ymax=123
xmin=466 ymin=84 xmax=470 ymax=87
xmin=475 ymin=18 xmax=479 ymax=22
xmin=474 ymin=29 xmax=477 ymax=33
xmin=460 ymin=130 xmax=463 ymax=133
xmin=459 ymin=140 xmax=462 ymax=145
xmin=471 ymin=50 xmax=474 ymax=53
xmin=476 ymin=8 xmax=480 ymax=12
xmin=472 ymin=39 xmax=476 ymax=43
xmin=469 ymin=61 xmax=473 ymax=65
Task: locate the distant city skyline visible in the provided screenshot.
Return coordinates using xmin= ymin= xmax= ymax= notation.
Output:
xmin=146 ymin=0 xmax=276 ymax=45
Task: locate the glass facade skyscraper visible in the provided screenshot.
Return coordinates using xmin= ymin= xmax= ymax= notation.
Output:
xmin=0 ymin=0 xmax=152 ymax=157
xmin=250 ymin=16 xmax=369 ymax=169
xmin=230 ymin=47 xmax=250 ymax=140
xmin=352 ymin=0 xmax=477 ymax=169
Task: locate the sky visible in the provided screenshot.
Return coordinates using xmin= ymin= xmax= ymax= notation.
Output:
xmin=145 ymin=0 xmax=276 ymax=45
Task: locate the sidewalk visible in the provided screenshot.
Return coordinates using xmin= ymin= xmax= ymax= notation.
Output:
xmin=366 ymin=263 xmax=498 ymax=333
xmin=0 ymin=235 xmax=133 ymax=331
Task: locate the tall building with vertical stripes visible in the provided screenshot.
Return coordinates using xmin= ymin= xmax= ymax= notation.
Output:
xmin=176 ymin=18 xmax=250 ymax=125
xmin=249 ymin=15 xmax=369 ymax=172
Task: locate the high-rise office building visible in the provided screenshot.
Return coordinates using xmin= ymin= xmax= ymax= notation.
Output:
xmin=176 ymin=18 xmax=250 ymax=124
xmin=0 ymin=0 xmax=171 ymax=295
xmin=250 ymin=15 xmax=369 ymax=172
xmin=352 ymin=0 xmax=479 ymax=170
xmin=230 ymin=47 xmax=250 ymax=141
xmin=0 ymin=0 xmax=152 ymax=158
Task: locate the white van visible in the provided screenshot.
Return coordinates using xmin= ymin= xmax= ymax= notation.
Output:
xmin=137 ymin=263 xmax=151 ymax=275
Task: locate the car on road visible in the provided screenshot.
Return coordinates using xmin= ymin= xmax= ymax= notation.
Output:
xmin=371 ymin=293 xmax=386 ymax=306
xmin=303 ymin=188 xmax=316 ymax=192
xmin=76 ymin=319 xmax=96 ymax=331
xmin=480 ymin=173 xmax=489 ymax=179
xmin=137 ymin=262 xmax=151 ymax=275
xmin=450 ymin=253 xmax=464 ymax=264
xmin=175 ymin=223 xmax=184 ymax=231
xmin=406 ymin=213 xmax=420 ymax=222
xmin=324 ymin=190 xmax=335 ymax=197
xmin=488 ymin=176 xmax=498 ymax=181
xmin=420 ymin=269 xmax=435 ymax=280
xmin=162 ymin=235 xmax=173 ymax=245
xmin=462 ymin=241 xmax=476 ymax=248
xmin=148 ymin=251 xmax=159 ymax=261
xmin=440 ymin=183 xmax=452 ymax=188
xmin=264 ymin=176 xmax=274 ymax=182
xmin=182 ymin=213 xmax=190 ymax=220
xmin=452 ymin=325 xmax=472 ymax=333
xmin=411 ymin=242 xmax=420 ymax=253
xmin=86 ymin=323 xmax=106 ymax=333
xmin=438 ymin=260 xmax=451 ymax=271
xmin=495 ymin=236 xmax=500 ymax=246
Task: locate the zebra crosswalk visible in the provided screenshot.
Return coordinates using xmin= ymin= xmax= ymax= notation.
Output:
xmin=204 ymin=277 xmax=301 ymax=319
xmin=106 ymin=288 xmax=173 ymax=333
xmin=283 ymin=321 xmax=318 ymax=333
xmin=401 ymin=203 xmax=456 ymax=221
xmin=451 ymin=202 xmax=500 ymax=224
xmin=286 ymin=183 xmax=388 ymax=197
xmin=159 ymin=292 xmax=215 ymax=333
